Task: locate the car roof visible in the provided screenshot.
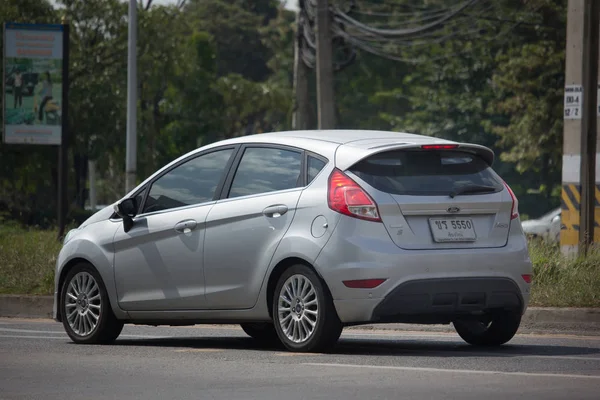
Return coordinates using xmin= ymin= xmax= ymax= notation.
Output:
xmin=201 ymin=129 xmax=493 ymax=171
xmin=125 ymin=129 xmax=493 ymax=198
xmin=220 ymin=129 xmax=454 ymax=148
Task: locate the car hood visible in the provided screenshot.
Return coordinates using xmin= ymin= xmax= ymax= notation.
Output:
xmin=79 ymin=204 xmax=116 ymax=229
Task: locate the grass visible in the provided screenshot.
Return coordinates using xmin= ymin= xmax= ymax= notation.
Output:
xmin=528 ymin=240 xmax=600 ymax=307
xmin=0 ymin=223 xmax=61 ymax=295
xmin=0 ymin=225 xmax=598 ymax=307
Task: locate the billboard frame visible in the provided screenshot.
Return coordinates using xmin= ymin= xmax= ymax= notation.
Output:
xmin=2 ymin=22 xmax=66 ymax=145
xmin=2 ymin=21 xmax=70 ymax=239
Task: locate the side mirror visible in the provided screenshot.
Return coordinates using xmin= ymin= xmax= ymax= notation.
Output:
xmin=114 ymin=198 xmax=138 ymax=233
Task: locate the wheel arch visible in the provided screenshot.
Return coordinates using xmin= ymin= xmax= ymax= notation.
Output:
xmin=56 ymin=258 xmax=119 ymax=322
xmin=265 ymin=256 xmax=334 ymax=319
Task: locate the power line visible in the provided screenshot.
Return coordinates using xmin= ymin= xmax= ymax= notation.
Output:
xmin=336 ymin=9 xmax=533 ymax=65
xmin=329 ymin=0 xmax=546 ymax=65
xmin=332 ymin=0 xmax=480 ymax=38
xmin=299 ymin=0 xmax=356 ymax=70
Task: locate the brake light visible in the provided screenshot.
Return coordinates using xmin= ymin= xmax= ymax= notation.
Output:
xmin=521 ymin=274 xmax=532 ymax=284
xmin=421 ymin=144 xmax=459 ymax=150
xmin=328 ymin=169 xmax=381 ymax=222
xmin=343 ymin=279 xmax=387 ymax=289
xmin=503 ymin=181 xmax=519 ymax=220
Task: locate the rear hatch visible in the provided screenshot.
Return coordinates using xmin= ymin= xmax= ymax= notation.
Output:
xmin=346 ymin=145 xmax=514 ymax=250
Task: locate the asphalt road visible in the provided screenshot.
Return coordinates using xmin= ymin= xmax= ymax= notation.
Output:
xmin=1 ymin=318 xmax=600 ymax=400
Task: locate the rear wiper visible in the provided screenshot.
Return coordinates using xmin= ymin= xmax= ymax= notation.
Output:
xmin=449 ymin=185 xmax=497 ymax=198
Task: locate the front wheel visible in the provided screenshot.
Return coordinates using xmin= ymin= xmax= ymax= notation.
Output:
xmin=453 ymin=310 xmax=521 ymax=346
xmin=272 ymin=265 xmax=342 ymax=353
xmin=60 ymin=263 xmax=123 ymax=344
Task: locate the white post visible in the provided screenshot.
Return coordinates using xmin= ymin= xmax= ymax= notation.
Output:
xmin=125 ymin=0 xmax=138 ymax=193
xmin=88 ymin=160 xmax=97 ymax=211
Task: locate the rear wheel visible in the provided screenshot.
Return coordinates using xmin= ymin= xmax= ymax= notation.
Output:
xmin=272 ymin=264 xmax=342 ymax=353
xmin=453 ymin=310 xmax=521 ymax=346
xmin=60 ymin=263 xmax=123 ymax=344
xmin=240 ymin=322 xmax=278 ymax=343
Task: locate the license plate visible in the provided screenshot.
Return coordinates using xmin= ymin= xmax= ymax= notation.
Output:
xmin=429 ymin=218 xmax=476 ymax=243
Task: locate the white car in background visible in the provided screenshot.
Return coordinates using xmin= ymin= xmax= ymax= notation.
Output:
xmin=521 ymin=208 xmax=561 ymax=242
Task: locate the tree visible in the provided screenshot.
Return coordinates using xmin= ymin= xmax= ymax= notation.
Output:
xmin=184 ymin=0 xmax=279 ymax=82
xmin=487 ymin=0 xmax=565 ymax=205
xmin=60 ymin=0 xmax=129 ymax=207
xmin=160 ymin=31 xmax=224 ymax=162
xmin=345 ymin=0 xmax=566 ymax=217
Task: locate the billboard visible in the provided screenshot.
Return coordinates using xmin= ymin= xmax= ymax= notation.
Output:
xmin=3 ymin=23 xmax=64 ymax=145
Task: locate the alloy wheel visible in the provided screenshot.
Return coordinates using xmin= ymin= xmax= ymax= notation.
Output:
xmin=277 ymin=274 xmax=319 ymax=343
xmin=64 ymin=272 xmax=102 ymax=337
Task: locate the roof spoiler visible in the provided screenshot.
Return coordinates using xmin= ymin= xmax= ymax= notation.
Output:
xmin=338 ymin=142 xmax=495 ymax=170
xmin=410 ymin=143 xmax=495 ymax=166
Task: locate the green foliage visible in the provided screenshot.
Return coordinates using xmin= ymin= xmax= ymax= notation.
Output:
xmin=0 ymin=0 xmax=291 ymax=224
xmin=160 ymin=31 xmax=224 ymax=159
xmin=344 ymin=0 xmax=565 ymax=217
xmin=0 ymin=0 xmax=566 ymax=224
xmin=184 ymin=0 xmax=279 ymax=81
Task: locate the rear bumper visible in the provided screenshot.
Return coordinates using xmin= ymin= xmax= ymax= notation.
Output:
xmin=334 ymin=277 xmax=525 ymax=325
xmin=371 ymin=277 xmax=523 ymax=324
xmin=316 ymin=216 xmax=532 ymax=324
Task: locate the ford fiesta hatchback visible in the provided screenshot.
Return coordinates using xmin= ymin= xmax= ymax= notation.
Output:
xmin=54 ymin=130 xmax=532 ymax=352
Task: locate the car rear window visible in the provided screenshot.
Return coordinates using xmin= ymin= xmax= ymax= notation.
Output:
xmin=349 ymin=149 xmax=503 ymax=196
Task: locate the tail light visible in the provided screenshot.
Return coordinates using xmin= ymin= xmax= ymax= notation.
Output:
xmin=421 ymin=144 xmax=459 ymax=150
xmin=521 ymin=274 xmax=532 ymax=284
xmin=328 ymin=169 xmax=381 ymax=222
xmin=503 ymin=181 xmax=519 ymax=220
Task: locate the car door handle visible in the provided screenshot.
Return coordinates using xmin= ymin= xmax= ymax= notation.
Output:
xmin=263 ymin=205 xmax=288 ymax=218
xmin=174 ymin=219 xmax=198 ymax=233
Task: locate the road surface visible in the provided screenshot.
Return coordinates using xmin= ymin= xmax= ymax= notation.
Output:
xmin=1 ymin=318 xmax=599 ymax=399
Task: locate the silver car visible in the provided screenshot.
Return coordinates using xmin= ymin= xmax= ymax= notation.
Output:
xmin=54 ymin=130 xmax=533 ymax=352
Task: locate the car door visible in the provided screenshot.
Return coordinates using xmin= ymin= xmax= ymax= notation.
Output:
xmin=113 ymin=147 xmax=237 ymax=311
xmin=203 ymin=145 xmax=305 ymax=309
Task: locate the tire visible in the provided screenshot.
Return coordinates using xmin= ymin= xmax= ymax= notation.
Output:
xmin=453 ymin=310 xmax=521 ymax=346
xmin=240 ymin=322 xmax=279 ymax=343
xmin=60 ymin=263 xmax=124 ymax=344
xmin=272 ymin=264 xmax=342 ymax=353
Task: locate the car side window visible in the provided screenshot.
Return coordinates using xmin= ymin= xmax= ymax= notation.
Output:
xmin=228 ymin=147 xmax=303 ymax=198
xmin=142 ymin=149 xmax=234 ymax=213
xmin=307 ymin=156 xmax=326 ymax=184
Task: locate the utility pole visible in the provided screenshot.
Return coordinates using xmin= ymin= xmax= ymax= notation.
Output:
xmin=293 ymin=10 xmax=310 ymax=130
xmin=57 ymin=16 xmax=70 ymax=240
xmin=561 ymin=0 xmax=600 ymax=254
xmin=316 ymin=0 xmax=335 ymax=129
xmin=125 ymin=0 xmax=138 ymax=193
xmin=579 ymin=0 xmax=599 ymax=251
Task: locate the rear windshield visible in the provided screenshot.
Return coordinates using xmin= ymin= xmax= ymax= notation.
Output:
xmin=349 ymin=149 xmax=503 ymax=196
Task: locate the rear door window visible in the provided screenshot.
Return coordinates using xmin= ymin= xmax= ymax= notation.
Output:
xmin=228 ymin=147 xmax=303 ymax=198
xmin=350 ymin=149 xmax=503 ymax=196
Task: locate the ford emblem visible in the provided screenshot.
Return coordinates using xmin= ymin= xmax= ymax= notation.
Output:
xmin=447 ymin=206 xmax=460 ymax=213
